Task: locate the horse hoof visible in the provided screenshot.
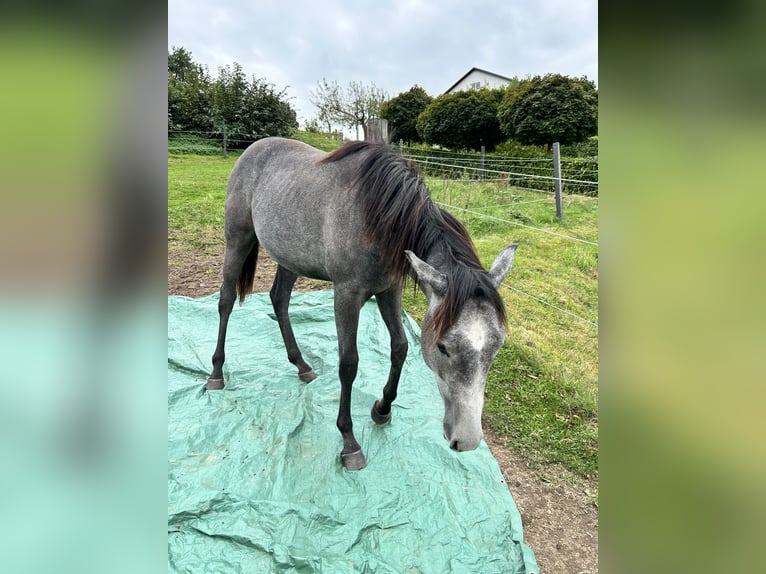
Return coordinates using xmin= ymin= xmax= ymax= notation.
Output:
xmin=299 ymin=369 xmax=317 ymax=383
xmin=341 ymin=449 xmax=367 ymax=471
xmin=371 ymin=400 xmax=392 ymax=425
xmin=205 ymin=378 xmax=224 ymax=390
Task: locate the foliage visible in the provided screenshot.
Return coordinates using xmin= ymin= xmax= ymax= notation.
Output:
xmin=498 ymin=74 xmax=598 ymax=148
xmin=167 ymin=47 xmax=298 ymax=147
xmin=210 ymin=63 xmax=297 ymax=148
xmin=379 ymin=85 xmax=433 ymax=144
xmin=291 ymin=129 xmax=342 ymax=152
xmin=302 ymin=117 xmax=323 ymax=133
xmin=416 ymin=87 xmax=505 ymax=151
xmin=493 ymin=139 xmax=549 ymax=158
xmin=561 ymin=135 xmax=598 ymax=158
xmin=310 ymin=79 xmax=388 ymax=140
xmin=168 ymin=46 xmax=214 ymax=132
xmin=168 ymin=133 xmax=224 ymax=156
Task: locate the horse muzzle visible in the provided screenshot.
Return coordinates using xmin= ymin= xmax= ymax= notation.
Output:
xmin=439 ymin=377 xmax=485 ymax=452
xmin=443 ymin=417 xmax=483 ymax=451
xmin=447 ymin=432 xmax=483 ymax=452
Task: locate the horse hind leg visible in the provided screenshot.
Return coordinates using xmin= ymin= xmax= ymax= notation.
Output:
xmin=270 ymin=265 xmax=317 ymax=382
xmin=207 ymin=232 xmax=258 ymax=390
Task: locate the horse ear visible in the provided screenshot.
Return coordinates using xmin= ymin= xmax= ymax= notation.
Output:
xmin=488 ymin=244 xmax=518 ymax=288
xmin=405 ymin=250 xmax=447 ymax=297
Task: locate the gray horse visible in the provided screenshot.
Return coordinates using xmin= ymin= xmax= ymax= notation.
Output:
xmin=207 ymin=137 xmax=517 ymax=470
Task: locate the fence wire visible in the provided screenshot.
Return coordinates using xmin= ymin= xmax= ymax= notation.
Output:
xmin=403 ymin=156 xmax=599 ymax=187
xmin=502 ymin=283 xmax=598 ymax=328
xmin=434 ymin=202 xmax=599 ymax=246
xmin=168 ymin=134 xmax=599 ymax=330
xmin=400 ymin=149 xmax=600 ymax=330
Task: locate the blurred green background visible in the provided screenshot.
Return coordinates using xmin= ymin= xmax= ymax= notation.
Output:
xmin=600 ymin=1 xmax=766 ymax=572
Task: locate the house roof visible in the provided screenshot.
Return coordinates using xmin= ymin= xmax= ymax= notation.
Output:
xmin=443 ymin=67 xmax=515 ymax=94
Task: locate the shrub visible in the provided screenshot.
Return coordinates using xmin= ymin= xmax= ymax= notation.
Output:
xmin=416 ymin=88 xmax=505 ymax=151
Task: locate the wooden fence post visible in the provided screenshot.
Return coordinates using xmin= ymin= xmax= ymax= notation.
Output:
xmin=222 ymin=123 xmax=228 ymax=159
xmin=366 ymin=118 xmax=388 ymax=143
xmin=553 ymin=142 xmax=563 ymax=220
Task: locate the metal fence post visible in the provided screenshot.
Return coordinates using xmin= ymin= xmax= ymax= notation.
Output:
xmin=222 ymin=123 xmax=228 ymax=159
xmin=480 ymin=145 xmax=485 ymax=181
xmin=553 ymin=142 xmax=563 ymax=220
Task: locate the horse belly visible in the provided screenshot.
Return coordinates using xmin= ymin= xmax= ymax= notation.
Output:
xmin=253 ymin=214 xmax=389 ymax=289
xmin=254 ymin=223 xmax=332 ymax=281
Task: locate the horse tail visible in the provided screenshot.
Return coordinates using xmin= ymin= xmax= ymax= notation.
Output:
xmin=236 ymin=240 xmax=259 ymax=304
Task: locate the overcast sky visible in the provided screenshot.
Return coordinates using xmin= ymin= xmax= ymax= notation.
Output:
xmin=168 ymin=0 xmax=597 ymax=130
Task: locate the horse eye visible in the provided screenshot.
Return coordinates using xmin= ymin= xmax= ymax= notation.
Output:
xmin=437 ymin=343 xmax=450 ymax=357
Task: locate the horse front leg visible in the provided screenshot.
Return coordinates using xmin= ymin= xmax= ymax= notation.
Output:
xmin=371 ymin=287 xmax=408 ymax=425
xmin=334 ymin=287 xmax=367 ymax=471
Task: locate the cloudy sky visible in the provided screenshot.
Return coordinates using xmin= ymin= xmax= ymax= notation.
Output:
xmin=168 ymin=0 xmax=597 ymax=129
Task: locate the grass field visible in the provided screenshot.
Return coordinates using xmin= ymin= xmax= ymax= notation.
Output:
xmin=168 ymin=137 xmax=598 ymax=482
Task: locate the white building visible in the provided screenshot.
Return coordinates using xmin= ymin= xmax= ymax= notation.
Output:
xmin=444 ymin=67 xmax=515 ymax=94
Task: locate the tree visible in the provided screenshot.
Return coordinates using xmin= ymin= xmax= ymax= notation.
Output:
xmin=168 ymin=48 xmax=297 ymax=145
xmin=210 ymin=63 xmax=249 ymax=131
xmin=210 ymin=63 xmax=297 ymax=147
xmin=416 ymin=88 xmax=505 ymax=151
xmin=243 ymin=78 xmax=298 ymax=140
xmin=379 ymin=85 xmax=433 ymax=144
xmin=168 ymin=46 xmax=214 ymax=132
xmin=497 ymin=74 xmax=598 ymax=149
xmin=310 ymin=79 xmax=388 ymax=140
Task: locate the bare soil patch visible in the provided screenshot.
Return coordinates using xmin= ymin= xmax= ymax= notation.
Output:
xmin=484 ymin=429 xmax=598 ymax=573
xmin=168 ymin=245 xmax=598 ymax=573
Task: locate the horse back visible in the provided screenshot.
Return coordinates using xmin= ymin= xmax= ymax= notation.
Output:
xmin=226 ymin=138 xmax=391 ymax=289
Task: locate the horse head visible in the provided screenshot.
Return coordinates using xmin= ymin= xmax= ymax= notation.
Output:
xmin=406 ymin=245 xmax=517 ymax=451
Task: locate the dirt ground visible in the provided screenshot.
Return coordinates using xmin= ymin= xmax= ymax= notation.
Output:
xmin=168 ymin=246 xmax=599 ymax=573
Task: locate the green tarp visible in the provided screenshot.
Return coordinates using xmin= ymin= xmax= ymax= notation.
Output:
xmin=168 ymin=291 xmax=538 ymax=574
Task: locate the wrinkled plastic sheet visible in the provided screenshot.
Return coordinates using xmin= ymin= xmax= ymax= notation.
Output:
xmin=168 ymin=291 xmax=538 ymax=574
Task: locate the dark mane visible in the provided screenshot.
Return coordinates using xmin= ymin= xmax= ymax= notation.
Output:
xmin=322 ymin=141 xmax=506 ymax=341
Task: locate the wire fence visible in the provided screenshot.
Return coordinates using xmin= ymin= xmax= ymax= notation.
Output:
xmin=168 ymin=131 xmax=598 ymax=197
xmin=434 ymin=202 xmax=598 ymax=247
xmin=406 ymin=156 xmax=599 ymax=189
xmin=399 ymin=145 xmax=598 ymax=197
xmin=502 ymin=283 xmax=598 ymax=328
xmin=168 ymin=129 xmax=275 ymax=156
xmin=167 ymin=131 xmax=599 ymax=329
xmin=439 ymin=198 xmax=599 ymax=331
xmin=418 ymin=155 xmax=599 ymax=330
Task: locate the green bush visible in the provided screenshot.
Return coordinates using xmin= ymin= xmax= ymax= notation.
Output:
xmin=380 ymin=85 xmax=433 ymax=144
xmin=561 ymin=135 xmax=598 ymax=158
xmin=168 ymin=134 xmax=222 ymax=155
xmin=416 ymin=88 xmax=505 ymax=151
xmin=497 ymin=74 xmax=598 ymax=148
xmin=493 ymin=140 xmax=549 ymax=158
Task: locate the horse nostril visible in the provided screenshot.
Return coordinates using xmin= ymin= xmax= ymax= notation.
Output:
xmin=449 ymin=439 xmax=459 ymax=451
